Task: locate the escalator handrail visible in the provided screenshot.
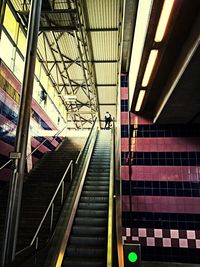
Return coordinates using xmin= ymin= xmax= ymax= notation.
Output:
xmin=44 ymin=120 xmax=98 ymax=267
xmin=0 ymin=126 xmax=66 ymax=171
xmin=107 ymin=122 xmax=115 ymax=267
xmin=75 ymin=117 xmax=97 ymax=165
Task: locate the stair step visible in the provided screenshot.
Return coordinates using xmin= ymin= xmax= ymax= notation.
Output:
xmin=66 ymin=245 xmax=106 ymax=257
xmin=63 ymin=257 xmax=105 ymax=267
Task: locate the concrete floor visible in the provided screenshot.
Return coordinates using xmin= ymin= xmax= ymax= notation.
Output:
xmin=142 ymin=262 xmax=199 ymax=267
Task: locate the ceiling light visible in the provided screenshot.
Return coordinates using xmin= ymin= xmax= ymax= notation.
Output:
xmin=128 ymin=0 xmax=154 ymax=107
xmin=142 ymin=49 xmax=158 ymax=87
xmin=154 ymin=0 xmax=175 ymax=42
xmin=135 ymin=90 xmax=146 ymax=111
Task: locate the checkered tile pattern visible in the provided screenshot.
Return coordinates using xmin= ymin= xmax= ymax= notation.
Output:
xmin=122 ymin=228 xmax=200 ymax=249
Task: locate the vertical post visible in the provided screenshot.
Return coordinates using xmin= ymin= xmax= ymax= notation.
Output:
xmin=1 ymin=0 xmax=42 ymax=266
xmin=0 ymin=0 xmax=6 ymax=40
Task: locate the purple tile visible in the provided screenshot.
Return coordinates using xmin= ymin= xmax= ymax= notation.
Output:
xmin=155 ymin=238 xmax=163 ymax=246
xmin=179 ymin=230 xmax=187 ymax=238
xmin=188 ymin=239 xmax=196 ymax=249
xmin=146 ymin=228 xmax=154 ymax=237
xmin=171 ymin=238 xmax=179 ymax=247
xmin=163 ymin=229 xmax=170 ymax=238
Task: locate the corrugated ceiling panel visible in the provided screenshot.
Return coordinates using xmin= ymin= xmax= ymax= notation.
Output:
xmin=58 ymin=33 xmax=79 ymax=60
xmin=95 ymin=63 xmax=117 ymax=84
xmin=98 ymin=86 xmax=116 ymax=104
xmin=85 ymin=0 xmax=119 ymax=28
xmin=90 ymin=32 xmax=118 ymax=60
xmin=67 ymin=63 xmax=84 ymax=81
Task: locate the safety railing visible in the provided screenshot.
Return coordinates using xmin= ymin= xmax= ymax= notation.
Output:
xmin=107 ymin=121 xmax=115 ymax=267
xmin=44 ymin=118 xmax=98 ymax=267
xmin=14 ymin=118 xmax=98 ymax=263
xmin=0 ymin=126 xmax=66 ymax=171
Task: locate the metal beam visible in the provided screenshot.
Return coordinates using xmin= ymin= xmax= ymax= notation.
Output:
xmin=1 ymin=1 xmax=42 ymax=265
xmin=39 ymin=59 xmax=118 ymax=64
xmin=87 ymin=27 xmax=118 ymax=32
xmin=0 ymin=0 xmax=7 ymax=40
xmin=40 ymin=26 xmax=76 ymax=32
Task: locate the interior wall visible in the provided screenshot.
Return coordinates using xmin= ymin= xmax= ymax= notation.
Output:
xmin=120 ymin=75 xmax=200 ymax=264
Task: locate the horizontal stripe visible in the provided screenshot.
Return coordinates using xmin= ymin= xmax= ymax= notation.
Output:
xmin=122 ymin=180 xmax=200 ymax=197
xmin=121 ymin=166 xmax=200 ymax=182
xmin=122 ymin=212 xmax=200 ymax=230
xmin=120 ymin=87 xmax=128 ymax=100
xmin=121 ymin=151 xmax=200 ymax=166
xmin=121 ymin=123 xmax=200 ymax=138
xmin=121 ymin=100 xmax=128 ymax=112
xmin=122 ymin=196 xmax=200 ymax=214
xmin=121 ymin=137 xmax=200 ymax=152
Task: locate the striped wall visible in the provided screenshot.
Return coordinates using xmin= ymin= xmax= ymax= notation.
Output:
xmin=120 ymin=75 xmax=200 ymax=263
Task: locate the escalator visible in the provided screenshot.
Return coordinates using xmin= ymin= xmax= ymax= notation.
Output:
xmin=44 ymin=128 xmax=114 ymax=267
xmin=62 ymin=130 xmax=111 ymax=267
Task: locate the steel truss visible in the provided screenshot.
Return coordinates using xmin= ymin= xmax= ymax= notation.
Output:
xmin=10 ymin=0 xmax=100 ymax=129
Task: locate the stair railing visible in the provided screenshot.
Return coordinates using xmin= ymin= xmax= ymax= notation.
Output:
xmin=0 ymin=126 xmax=66 ymax=171
xmin=107 ymin=121 xmax=115 ymax=267
xmin=14 ymin=118 xmax=98 ymax=262
xmin=44 ymin=118 xmax=98 ymax=267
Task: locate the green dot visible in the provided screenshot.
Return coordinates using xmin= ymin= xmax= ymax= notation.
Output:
xmin=128 ymin=252 xmax=138 ymax=263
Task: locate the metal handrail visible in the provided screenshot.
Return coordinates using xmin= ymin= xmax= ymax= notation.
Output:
xmin=15 ymin=118 xmax=98 ymax=258
xmin=107 ymin=123 xmax=115 ymax=267
xmin=0 ymin=126 xmax=66 ymax=171
xmin=30 ymin=160 xmax=73 ymax=246
xmin=75 ymin=117 xmax=97 ymax=165
xmin=44 ymin=120 xmax=98 ymax=267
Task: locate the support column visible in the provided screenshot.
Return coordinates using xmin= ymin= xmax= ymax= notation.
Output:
xmin=0 ymin=0 xmax=6 ymax=40
xmin=1 ymin=0 xmax=42 ymax=266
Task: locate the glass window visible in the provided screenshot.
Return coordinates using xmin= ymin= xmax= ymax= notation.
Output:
xmin=13 ymin=52 xmax=24 ymax=81
xmin=3 ymin=5 xmax=18 ymax=42
xmin=17 ymin=28 xmax=26 ymax=55
xmin=0 ymin=31 xmax=14 ymax=68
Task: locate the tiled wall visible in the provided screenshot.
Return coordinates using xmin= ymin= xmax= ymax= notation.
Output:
xmin=120 ymin=75 xmax=200 ymax=263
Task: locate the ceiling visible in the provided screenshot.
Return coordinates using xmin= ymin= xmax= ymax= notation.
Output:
xmin=9 ymin=0 xmax=123 ymax=129
xmin=123 ymin=0 xmax=200 ymax=124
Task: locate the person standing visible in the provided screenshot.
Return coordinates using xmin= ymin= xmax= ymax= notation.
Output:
xmin=104 ymin=111 xmax=112 ymax=129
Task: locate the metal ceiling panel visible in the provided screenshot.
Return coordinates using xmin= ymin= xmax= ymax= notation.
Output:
xmin=95 ymin=63 xmax=117 ymax=84
xmin=85 ymin=0 xmax=119 ymax=28
xmin=90 ymin=31 xmax=118 ymax=60
xmin=98 ymin=86 xmax=117 ymax=104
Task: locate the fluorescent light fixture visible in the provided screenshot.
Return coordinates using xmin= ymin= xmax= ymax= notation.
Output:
xmin=142 ymin=49 xmax=158 ymax=87
xmin=155 ymin=0 xmax=175 ymax=42
xmin=135 ymin=90 xmax=146 ymax=111
xmin=128 ymin=0 xmax=153 ymax=107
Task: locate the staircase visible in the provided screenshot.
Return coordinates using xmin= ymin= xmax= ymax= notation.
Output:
xmin=0 ymin=137 xmax=85 ymax=254
xmin=62 ymin=130 xmax=111 ymax=267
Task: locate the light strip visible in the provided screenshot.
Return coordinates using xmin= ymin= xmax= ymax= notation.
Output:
xmin=135 ymin=90 xmax=146 ymax=111
xmin=155 ymin=0 xmax=175 ymax=42
xmin=142 ymin=50 xmax=158 ymax=87
xmin=128 ymin=0 xmax=154 ymax=107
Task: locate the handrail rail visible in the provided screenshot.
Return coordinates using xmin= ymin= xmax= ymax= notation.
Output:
xmin=0 ymin=126 xmax=66 ymax=171
xmin=15 ymin=118 xmax=98 ymax=260
xmin=30 ymin=160 xmax=73 ymax=245
xmin=0 ymin=159 xmax=12 ymax=171
xmin=75 ymin=117 xmax=97 ymax=165
xmin=44 ymin=120 xmax=98 ymax=267
xmin=107 ymin=123 xmax=115 ymax=267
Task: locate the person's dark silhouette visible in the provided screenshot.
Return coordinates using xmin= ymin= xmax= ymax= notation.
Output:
xmin=104 ymin=111 xmax=112 ymax=129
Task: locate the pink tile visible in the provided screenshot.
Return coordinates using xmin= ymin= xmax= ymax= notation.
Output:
xmin=154 ymin=229 xmax=163 ymax=238
xmin=138 ymin=228 xmax=147 ymax=237
xmin=187 ymin=230 xmax=196 ymax=239
xmin=163 ymin=238 xmax=171 ymax=247
xmin=147 ymin=237 xmax=155 ymax=246
xmin=170 ymin=230 xmax=179 ymax=238
xmin=126 ymin=228 xmax=131 ymax=237
xmin=196 ymin=240 xmax=200 ymax=248
xmin=179 ymin=239 xmax=188 ymax=248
